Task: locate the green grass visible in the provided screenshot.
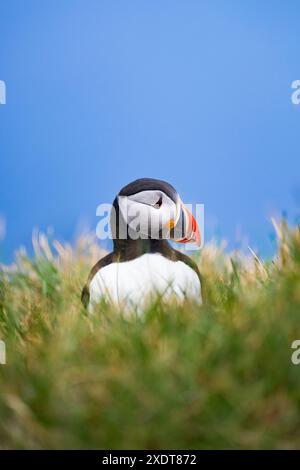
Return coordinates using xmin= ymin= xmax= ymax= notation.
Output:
xmin=1 ymin=223 xmax=300 ymax=449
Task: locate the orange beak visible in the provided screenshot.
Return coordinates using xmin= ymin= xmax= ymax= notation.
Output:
xmin=170 ymin=201 xmax=201 ymax=246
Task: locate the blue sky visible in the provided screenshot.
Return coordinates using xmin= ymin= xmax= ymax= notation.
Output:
xmin=0 ymin=0 xmax=300 ymax=261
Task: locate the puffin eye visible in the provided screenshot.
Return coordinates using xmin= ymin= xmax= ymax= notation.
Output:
xmin=153 ymin=195 xmax=162 ymax=209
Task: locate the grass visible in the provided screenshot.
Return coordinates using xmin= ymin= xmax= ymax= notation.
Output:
xmin=0 ymin=222 xmax=300 ymax=449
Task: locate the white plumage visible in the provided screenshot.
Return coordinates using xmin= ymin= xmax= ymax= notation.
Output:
xmin=89 ymin=253 xmax=201 ymax=312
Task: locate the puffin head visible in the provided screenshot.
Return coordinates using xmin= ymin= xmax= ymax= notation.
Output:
xmin=111 ymin=178 xmax=201 ymax=246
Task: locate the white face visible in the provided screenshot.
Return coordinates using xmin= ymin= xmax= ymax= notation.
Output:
xmin=118 ymin=189 xmax=180 ymax=240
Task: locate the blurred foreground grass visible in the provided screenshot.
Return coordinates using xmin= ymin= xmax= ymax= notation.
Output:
xmin=0 ymin=222 xmax=300 ymax=449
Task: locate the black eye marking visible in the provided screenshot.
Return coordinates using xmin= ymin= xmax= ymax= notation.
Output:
xmin=153 ymin=195 xmax=162 ymax=209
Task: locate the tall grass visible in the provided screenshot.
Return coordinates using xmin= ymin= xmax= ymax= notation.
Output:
xmin=0 ymin=223 xmax=300 ymax=449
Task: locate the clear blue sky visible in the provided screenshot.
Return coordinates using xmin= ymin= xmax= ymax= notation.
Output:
xmin=1 ymin=0 xmax=300 ymax=261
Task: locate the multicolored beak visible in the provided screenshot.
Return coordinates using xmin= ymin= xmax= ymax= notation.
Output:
xmin=170 ymin=199 xmax=201 ymax=246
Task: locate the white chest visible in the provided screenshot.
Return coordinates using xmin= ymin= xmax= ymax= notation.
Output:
xmin=88 ymin=253 xmax=201 ymax=311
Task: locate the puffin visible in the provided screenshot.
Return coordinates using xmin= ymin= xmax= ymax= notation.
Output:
xmin=82 ymin=178 xmax=202 ymax=311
